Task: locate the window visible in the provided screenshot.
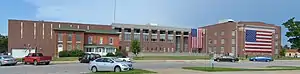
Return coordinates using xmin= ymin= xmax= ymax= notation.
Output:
xmin=109 ymin=37 xmax=113 ymax=45
xmin=221 ymin=39 xmax=225 ymax=44
xmin=208 ymin=39 xmax=212 ymax=44
xmin=160 ymin=34 xmax=166 ymax=41
xmin=213 ymin=47 xmax=216 ymax=52
xmin=231 ymin=46 xmax=236 ymax=54
xmin=143 ymin=35 xmax=148 ymax=41
xmin=133 ymin=34 xmax=140 ymax=40
xmin=76 ymin=33 xmax=81 ymax=41
xmin=232 ymin=39 xmax=235 ymax=44
xmin=220 ymin=46 xmax=224 ymax=53
xmin=99 ymin=37 xmax=103 ymax=44
xmin=214 ymin=32 xmax=217 ymax=36
xmin=232 ymin=31 xmax=235 ymax=36
xmin=275 ymin=34 xmax=278 ymax=39
xmin=95 ymin=58 xmax=104 ymax=62
xmin=214 ymin=40 xmax=217 ymax=44
xmin=208 ymin=47 xmax=212 ymax=52
xmin=151 ymin=34 xmax=157 ymax=41
xmin=58 ymin=32 xmax=63 ymax=42
xmin=124 ymin=34 xmax=131 ymax=41
xmin=221 ymin=31 xmax=224 ymax=35
xmin=168 ymin=35 xmax=173 ymax=42
xmin=88 ymin=36 xmax=93 ymax=44
xmin=67 ymin=43 xmax=72 ymax=51
xmin=68 ymin=33 xmax=72 ymax=41
xmin=76 ymin=43 xmax=81 ymax=49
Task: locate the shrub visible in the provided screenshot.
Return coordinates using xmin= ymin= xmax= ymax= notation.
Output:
xmin=59 ymin=51 xmax=70 ymax=57
xmin=115 ymin=51 xmax=124 ymax=57
xmin=59 ymin=50 xmax=85 ymax=57
xmin=69 ymin=50 xmax=85 ymax=57
xmin=106 ymin=52 xmax=116 ymax=57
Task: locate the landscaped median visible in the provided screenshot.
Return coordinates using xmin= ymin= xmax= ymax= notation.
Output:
xmin=182 ymin=66 xmax=300 ymax=72
xmin=88 ymin=69 xmax=156 ymax=74
xmin=133 ymin=56 xmax=210 ymax=60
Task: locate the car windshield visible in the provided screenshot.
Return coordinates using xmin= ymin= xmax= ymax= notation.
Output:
xmin=3 ymin=56 xmax=13 ymax=59
xmin=111 ymin=58 xmax=123 ymax=62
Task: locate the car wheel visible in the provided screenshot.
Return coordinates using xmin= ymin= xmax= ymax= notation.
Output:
xmin=12 ymin=63 xmax=17 ymax=66
xmin=91 ymin=66 xmax=98 ymax=73
xmin=33 ymin=60 xmax=38 ymax=66
xmin=266 ymin=60 xmax=270 ymax=62
xmin=114 ymin=66 xmax=121 ymax=72
xmin=217 ymin=59 xmax=220 ymax=62
xmin=231 ymin=60 xmax=235 ymax=62
xmin=254 ymin=59 xmax=257 ymax=61
xmin=45 ymin=62 xmax=50 ymax=65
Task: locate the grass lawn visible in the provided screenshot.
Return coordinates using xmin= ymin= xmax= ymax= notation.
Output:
xmin=273 ymin=57 xmax=300 ymax=60
xmin=52 ymin=57 xmax=78 ymax=61
xmin=182 ymin=66 xmax=300 ymax=72
xmin=133 ymin=56 xmax=210 ymax=60
xmin=88 ymin=69 xmax=156 ymax=74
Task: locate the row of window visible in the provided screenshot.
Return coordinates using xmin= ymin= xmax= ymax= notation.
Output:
xmin=85 ymin=48 xmax=115 ymax=53
xmin=57 ymin=32 xmax=82 ymax=41
xmin=124 ymin=34 xmax=174 ymax=42
xmin=87 ymin=36 xmax=114 ymax=45
xmin=208 ymin=46 xmax=235 ymax=53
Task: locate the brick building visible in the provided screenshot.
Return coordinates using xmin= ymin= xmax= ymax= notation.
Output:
xmin=112 ymin=23 xmax=191 ymax=53
xmin=8 ymin=19 xmax=119 ymax=58
xmin=200 ymin=20 xmax=281 ymax=57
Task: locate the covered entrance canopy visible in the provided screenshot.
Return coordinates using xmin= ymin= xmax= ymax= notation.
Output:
xmin=84 ymin=44 xmax=116 ymax=56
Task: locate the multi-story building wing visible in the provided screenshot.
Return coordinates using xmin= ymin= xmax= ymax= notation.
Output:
xmin=8 ymin=19 xmax=119 ymax=58
xmin=199 ymin=20 xmax=281 ymax=56
xmin=112 ymin=23 xmax=191 ymax=53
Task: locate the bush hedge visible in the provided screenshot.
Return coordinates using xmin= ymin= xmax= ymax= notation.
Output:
xmin=59 ymin=50 xmax=85 ymax=57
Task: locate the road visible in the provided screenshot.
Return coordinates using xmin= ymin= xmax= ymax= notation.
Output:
xmin=1 ymin=61 xmax=300 ymax=74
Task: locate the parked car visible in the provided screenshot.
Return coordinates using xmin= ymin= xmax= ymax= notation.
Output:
xmin=89 ymin=57 xmax=133 ymax=72
xmin=249 ymin=56 xmax=273 ymax=62
xmin=117 ymin=56 xmax=132 ymax=62
xmin=78 ymin=53 xmax=101 ymax=63
xmin=214 ymin=56 xmax=239 ymax=62
xmin=0 ymin=55 xmax=17 ymax=66
xmin=23 ymin=53 xmax=52 ymax=65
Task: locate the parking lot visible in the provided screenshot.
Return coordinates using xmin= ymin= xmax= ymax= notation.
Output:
xmin=1 ymin=60 xmax=300 ymax=74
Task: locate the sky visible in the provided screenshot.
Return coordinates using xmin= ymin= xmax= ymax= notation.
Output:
xmin=1 ymin=0 xmax=299 ymax=46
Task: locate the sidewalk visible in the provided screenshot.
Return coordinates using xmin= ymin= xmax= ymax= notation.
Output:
xmin=134 ymin=59 xmax=300 ymax=63
xmin=145 ymin=68 xmax=209 ymax=74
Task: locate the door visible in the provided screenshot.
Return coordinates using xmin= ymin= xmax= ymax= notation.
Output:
xmin=102 ymin=58 xmax=114 ymax=71
xmin=57 ymin=44 xmax=63 ymax=53
xmin=95 ymin=58 xmax=105 ymax=71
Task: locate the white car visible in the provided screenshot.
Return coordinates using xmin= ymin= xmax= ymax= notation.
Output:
xmin=89 ymin=57 xmax=133 ymax=72
xmin=117 ymin=56 xmax=132 ymax=62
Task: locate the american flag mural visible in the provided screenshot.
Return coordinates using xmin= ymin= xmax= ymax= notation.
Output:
xmin=190 ymin=28 xmax=203 ymax=48
xmin=245 ymin=27 xmax=274 ymax=52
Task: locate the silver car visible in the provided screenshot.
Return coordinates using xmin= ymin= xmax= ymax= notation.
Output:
xmin=89 ymin=57 xmax=133 ymax=72
xmin=0 ymin=55 xmax=17 ymax=66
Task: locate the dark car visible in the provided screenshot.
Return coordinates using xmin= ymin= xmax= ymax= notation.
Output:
xmin=78 ymin=53 xmax=101 ymax=63
xmin=249 ymin=56 xmax=273 ymax=62
xmin=214 ymin=56 xmax=239 ymax=62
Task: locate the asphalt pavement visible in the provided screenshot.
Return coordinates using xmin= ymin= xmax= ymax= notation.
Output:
xmin=1 ymin=61 xmax=300 ymax=74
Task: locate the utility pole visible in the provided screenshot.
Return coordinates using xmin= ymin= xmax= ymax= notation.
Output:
xmin=113 ymin=0 xmax=117 ymax=23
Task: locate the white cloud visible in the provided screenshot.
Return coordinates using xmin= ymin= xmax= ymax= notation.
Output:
xmin=24 ymin=0 xmax=115 ymax=24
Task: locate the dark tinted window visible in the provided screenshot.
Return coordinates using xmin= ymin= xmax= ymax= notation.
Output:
xmin=0 ymin=57 xmax=2 ymax=59
xmin=95 ymin=58 xmax=104 ymax=62
xmin=102 ymin=58 xmax=110 ymax=62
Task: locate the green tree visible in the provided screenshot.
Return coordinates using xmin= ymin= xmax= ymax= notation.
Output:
xmin=283 ymin=45 xmax=290 ymax=49
xmin=130 ymin=40 xmax=140 ymax=56
xmin=0 ymin=34 xmax=8 ymax=53
xmin=283 ymin=17 xmax=300 ymax=49
xmin=279 ymin=48 xmax=286 ymax=57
